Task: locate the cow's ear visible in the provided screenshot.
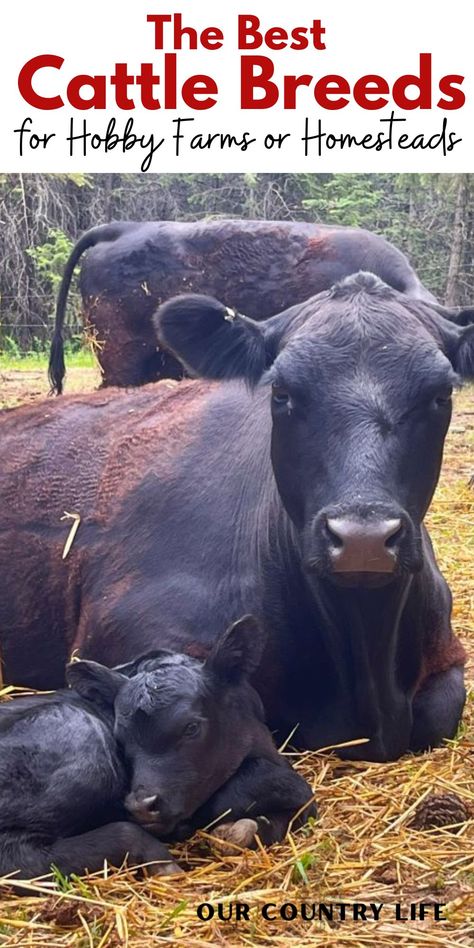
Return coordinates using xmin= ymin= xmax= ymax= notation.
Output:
xmin=451 ymin=324 xmax=474 ymax=378
xmin=66 ymin=659 xmax=124 ymax=706
xmin=154 ymin=294 xmax=281 ymax=384
xmin=206 ymin=615 xmax=266 ymax=684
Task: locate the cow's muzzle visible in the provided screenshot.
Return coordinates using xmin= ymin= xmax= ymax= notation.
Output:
xmin=326 ymin=516 xmax=402 ymax=574
xmin=305 ymin=505 xmax=420 ymax=586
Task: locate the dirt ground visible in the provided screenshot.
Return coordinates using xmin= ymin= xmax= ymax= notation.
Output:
xmin=0 ymin=366 xmax=472 ymax=947
xmin=0 ymin=365 xmax=101 ymax=409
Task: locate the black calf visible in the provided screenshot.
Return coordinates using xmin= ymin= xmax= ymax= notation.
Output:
xmin=0 ymin=616 xmax=315 ymax=883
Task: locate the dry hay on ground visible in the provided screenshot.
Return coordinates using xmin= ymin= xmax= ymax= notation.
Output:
xmin=0 ymin=365 xmax=100 ymax=410
xmin=0 ymin=378 xmax=472 ymax=947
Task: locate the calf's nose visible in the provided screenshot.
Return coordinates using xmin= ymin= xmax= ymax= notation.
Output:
xmin=140 ymin=794 xmax=161 ymax=814
xmin=126 ymin=791 xmax=162 ymax=820
xmin=326 ymin=516 xmax=403 ymax=573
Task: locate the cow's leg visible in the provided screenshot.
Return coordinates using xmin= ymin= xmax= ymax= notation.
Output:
xmin=410 ymin=666 xmax=466 ymax=752
xmin=174 ymin=757 xmax=316 ymax=848
xmin=0 ymin=822 xmax=181 ymax=883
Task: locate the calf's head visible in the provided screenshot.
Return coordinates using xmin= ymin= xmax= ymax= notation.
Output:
xmin=155 ymin=275 xmax=474 ymax=588
xmin=67 ymin=616 xmax=271 ymax=835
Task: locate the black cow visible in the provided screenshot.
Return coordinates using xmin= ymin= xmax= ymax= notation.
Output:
xmin=49 ymin=218 xmax=473 ymax=394
xmin=0 ymin=617 xmax=315 ymax=882
xmin=1 ymin=274 xmax=471 ymax=768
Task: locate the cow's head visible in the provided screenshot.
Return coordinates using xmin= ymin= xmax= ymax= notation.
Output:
xmin=66 ymin=616 xmax=271 ymax=835
xmin=155 ymin=275 xmax=474 ymax=589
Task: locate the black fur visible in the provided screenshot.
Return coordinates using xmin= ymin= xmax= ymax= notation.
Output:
xmin=156 ymin=295 xmax=268 ymax=384
xmin=0 ymin=619 xmax=314 ymax=884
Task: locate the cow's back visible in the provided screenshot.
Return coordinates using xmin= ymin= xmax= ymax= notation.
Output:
xmin=81 ymin=219 xmax=429 ymax=321
xmin=0 ymin=380 xmax=202 ymax=524
xmin=0 ymin=693 xmax=123 ymax=836
xmin=0 ymin=380 xmax=215 ymax=687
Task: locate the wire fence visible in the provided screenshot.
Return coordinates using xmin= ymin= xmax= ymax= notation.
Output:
xmin=0 ymin=305 xmax=83 ymax=356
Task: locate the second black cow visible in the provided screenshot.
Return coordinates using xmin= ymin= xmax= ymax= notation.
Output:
xmin=49 ymin=218 xmax=473 ymax=393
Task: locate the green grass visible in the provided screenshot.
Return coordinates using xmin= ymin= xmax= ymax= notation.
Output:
xmin=0 ymin=349 xmax=95 ymax=371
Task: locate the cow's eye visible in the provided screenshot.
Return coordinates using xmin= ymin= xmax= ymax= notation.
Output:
xmin=434 ymin=387 xmax=453 ymax=408
xmin=183 ymin=721 xmax=200 ymax=739
xmin=271 ymin=385 xmax=291 ymax=408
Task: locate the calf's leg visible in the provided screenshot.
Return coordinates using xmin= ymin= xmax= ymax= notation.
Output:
xmin=410 ymin=666 xmax=465 ymax=752
xmin=0 ymin=822 xmax=181 ymax=882
xmin=175 ymin=756 xmax=316 ymax=848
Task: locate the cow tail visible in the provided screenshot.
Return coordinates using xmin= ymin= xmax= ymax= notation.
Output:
xmin=48 ymin=222 xmax=131 ymax=395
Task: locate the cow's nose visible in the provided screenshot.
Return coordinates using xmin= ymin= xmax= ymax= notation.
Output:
xmin=325 ymin=517 xmax=403 ymax=573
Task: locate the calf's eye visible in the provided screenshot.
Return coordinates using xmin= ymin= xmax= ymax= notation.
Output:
xmin=183 ymin=721 xmax=201 ymax=739
xmin=271 ymin=385 xmax=291 ymax=408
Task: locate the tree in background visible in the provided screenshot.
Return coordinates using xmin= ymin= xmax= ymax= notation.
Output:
xmin=0 ymin=173 xmax=472 ymax=351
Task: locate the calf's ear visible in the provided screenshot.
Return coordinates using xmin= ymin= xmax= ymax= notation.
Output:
xmin=154 ymin=294 xmax=285 ymax=384
xmin=66 ymin=660 xmax=124 ymax=706
xmin=114 ymin=650 xmax=171 ymax=677
xmin=206 ymin=615 xmax=267 ymax=684
xmin=451 ymin=324 xmax=474 ymax=378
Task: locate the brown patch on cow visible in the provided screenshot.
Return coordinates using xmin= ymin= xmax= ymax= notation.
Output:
xmin=70 ymin=567 xmax=144 ymax=660
xmin=1 ymin=376 xmax=212 ymax=521
xmin=416 ymin=632 xmax=467 ymax=691
xmin=0 ymin=379 xmax=215 ymax=682
xmin=94 ymin=379 xmax=214 ymax=519
xmin=83 ymin=295 xmax=158 ymax=388
xmin=184 ymin=641 xmax=211 ymax=661
xmin=298 ymin=234 xmax=340 ymax=271
xmin=306 ymin=234 xmax=331 ymax=256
